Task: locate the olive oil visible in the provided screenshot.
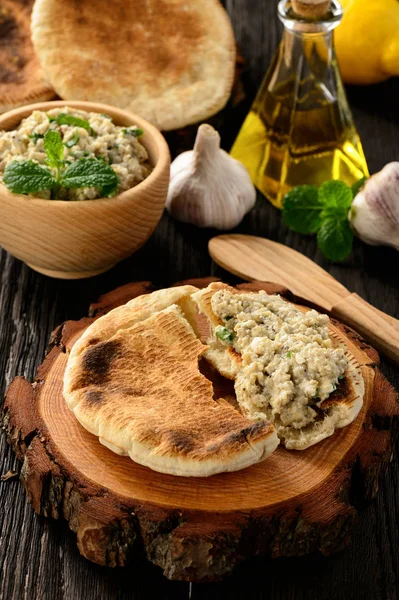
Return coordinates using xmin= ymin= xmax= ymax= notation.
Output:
xmin=231 ymin=0 xmax=369 ymax=208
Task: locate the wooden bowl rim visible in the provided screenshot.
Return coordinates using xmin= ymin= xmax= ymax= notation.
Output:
xmin=0 ymin=100 xmax=170 ymax=207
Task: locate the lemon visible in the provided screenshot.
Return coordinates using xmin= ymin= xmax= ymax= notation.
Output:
xmin=335 ymin=0 xmax=399 ymax=85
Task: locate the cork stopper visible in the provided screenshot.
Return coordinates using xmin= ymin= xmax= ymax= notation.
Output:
xmin=291 ymin=0 xmax=331 ymax=19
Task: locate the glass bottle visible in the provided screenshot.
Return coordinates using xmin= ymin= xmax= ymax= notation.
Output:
xmin=230 ymin=0 xmax=369 ymax=209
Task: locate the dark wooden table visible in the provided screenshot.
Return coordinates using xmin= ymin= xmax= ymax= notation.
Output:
xmin=1 ymin=2 xmax=399 ymax=599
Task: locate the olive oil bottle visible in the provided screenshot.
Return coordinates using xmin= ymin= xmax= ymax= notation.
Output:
xmin=231 ymin=0 xmax=369 ymax=209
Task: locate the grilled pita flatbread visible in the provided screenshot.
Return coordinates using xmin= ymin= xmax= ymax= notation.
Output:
xmin=64 ymin=286 xmax=279 ymax=477
xmin=31 ymin=0 xmax=235 ymax=131
xmin=193 ymin=283 xmax=365 ymax=450
xmin=70 ymin=285 xmax=201 ymax=360
xmin=0 ymin=0 xmax=54 ymax=113
xmin=193 ymin=282 xmax=242 ymax=380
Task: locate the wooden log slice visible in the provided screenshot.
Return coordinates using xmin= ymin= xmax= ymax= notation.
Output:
xmin=2 ymin=279 xmax=399 ymax=582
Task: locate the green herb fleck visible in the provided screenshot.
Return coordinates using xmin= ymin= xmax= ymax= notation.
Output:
xmin=100 ymin=113 xmax=113 ymax=120
xmin=286 ymin=351 xmax=293 ymax=358
xmin=54 ymin=113 xmax=92 ymax=131
xmin=122 ymin=127 xmax=144 ymax=137
xmin=3 ymin=160 xmax=55 ymax=195
xmin=338 ymin=374 xmax=345 ymax=380
xmin=215 ymin=326 xmax=234 ymax=344
xmin=28 ymin=133 xmax=44 ymax=143
xmin=64 ymin=133 xmax=80 ymax=148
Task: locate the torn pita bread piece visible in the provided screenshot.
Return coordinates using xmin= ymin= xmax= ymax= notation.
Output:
xmin=0 ymin=0 xmax=54 ymax=114
xmin=31 ymin=0 xmax=236 ymax=131
xmin=192 ymin=283 xmax=365 ymax=450
xmin=63 ymin=286 xmax=279 ymax=477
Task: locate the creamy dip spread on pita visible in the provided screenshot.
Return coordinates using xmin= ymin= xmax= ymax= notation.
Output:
xmin=211 ymin=289 xmax=348 ymax=433
xmin=0 ymin=107 xmax=152 ymax=200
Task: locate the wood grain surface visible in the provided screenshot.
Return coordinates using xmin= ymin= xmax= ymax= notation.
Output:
xmin=0 ymin=0 xmax=399 ymax=598
xmin=5 ymin=280 xmax=397 ymax=583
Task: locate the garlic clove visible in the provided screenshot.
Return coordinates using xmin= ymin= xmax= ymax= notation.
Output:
xmin=349 ymin=162 xmax=399 ymax=250
xmin=166 ymin=124 xmax=256 ymax=230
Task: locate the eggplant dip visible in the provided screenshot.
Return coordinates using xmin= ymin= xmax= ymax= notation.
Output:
xmin=211 ymin=289 xmax=349 ymax=433
xmin=0 ymin=107 xmax=152 ymax=200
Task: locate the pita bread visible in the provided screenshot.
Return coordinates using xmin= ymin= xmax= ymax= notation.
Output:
xmin=64 ymin=287 xmax=279 ymax=477
xmin=193 ymin=283 xmax=365 ymax=450
xmin=70 ymin=285 xmax=201 ymax=360
xmin=0 ymin=0 xmax=54 ymax=113
xmin=193 ymin=282 xmax=242 ymax=380
xmin=31 ymin=0 xmax=236 ymax=131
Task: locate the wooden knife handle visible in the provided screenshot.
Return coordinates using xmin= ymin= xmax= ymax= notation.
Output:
xmin=331 ymin=293 xmax=399 ymax=364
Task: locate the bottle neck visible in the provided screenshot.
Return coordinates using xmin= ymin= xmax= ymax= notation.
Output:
xmin=266 ymin=2 xmax=342 ymax=109
xmin=278 ymin=0 xmax=343 ymax=34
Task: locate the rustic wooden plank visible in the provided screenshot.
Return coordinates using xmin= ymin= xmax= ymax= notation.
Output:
xmin=0 ymin=0 xmax=398 ymax=597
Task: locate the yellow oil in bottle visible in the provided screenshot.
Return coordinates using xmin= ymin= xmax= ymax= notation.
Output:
xmin=231 ymin=1 xmax=369 ymax=208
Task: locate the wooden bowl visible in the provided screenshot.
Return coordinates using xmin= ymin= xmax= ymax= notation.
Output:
xmin=0 ymin=101 xmax=170 ymax=279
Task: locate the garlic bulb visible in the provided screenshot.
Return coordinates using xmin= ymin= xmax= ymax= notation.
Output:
xmin=166 ymin=124 xmax=256 ymax=229
xmin=349 ymin=162 xmax=399 ymax=250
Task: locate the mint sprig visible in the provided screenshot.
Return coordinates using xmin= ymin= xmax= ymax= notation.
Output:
xmin=282 ymin=178 xmax=366 ymax=262
xmin=3 ymin=131 xmax=119 ymax=200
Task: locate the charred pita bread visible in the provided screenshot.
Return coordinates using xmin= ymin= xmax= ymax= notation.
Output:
xmin=31 ymin=0 xmax=236 ymax=131
xmin=193 ymin=283 xmax=365 ymax=450
xmin=64 ymin=287 xmax=279 ymax=476
xmin=0 ymin=0 xmax=54 ymax=113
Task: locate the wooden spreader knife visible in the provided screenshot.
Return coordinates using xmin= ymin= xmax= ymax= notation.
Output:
xmin=209 ymin=233 xmax=399 ymax=365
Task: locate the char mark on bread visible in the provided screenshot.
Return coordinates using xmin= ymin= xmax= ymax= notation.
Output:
xmin=76 ymin=339 xmax=122 ymax=388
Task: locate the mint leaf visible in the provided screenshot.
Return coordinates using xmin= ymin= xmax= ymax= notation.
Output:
xmin=64 ymin=133 xmax=80 ymax=148
xmin=54 ymin=113 xmax=92 ymax=132
xmin=317 ymin=218 xmax=353 ymax=262
xmin=351 ymin=176 xmax=367 ymax=197
xmin=282 ymin=185 xmax=323 ymax=234
xmin=29 ymin=133 xmax=44 ymax=143
xmin=3 ymin=160 xmax=55 ymax=194
xmin=60 ymin=158 xmax=119 ymax=194
xmin=44 ymin=130 xmax=64 ymax=169
xmin=122 ymin=127 xmax=144 ymax=137
xmin=319 ymin=180 xmax=353 ymax=209
xmin=101 ymin=181 xmax=118 ymax=197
